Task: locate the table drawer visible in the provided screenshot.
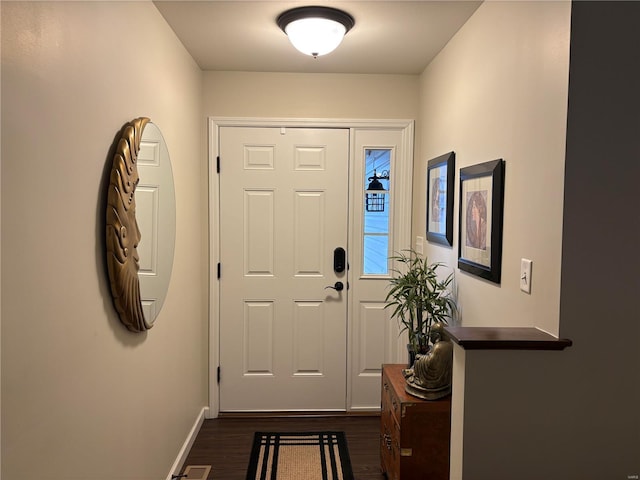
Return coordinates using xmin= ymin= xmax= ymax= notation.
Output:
xmin=380 ymin=403 xmax=400 ymax=480
xmin=382 ymin=369 xmax=401 ymax=424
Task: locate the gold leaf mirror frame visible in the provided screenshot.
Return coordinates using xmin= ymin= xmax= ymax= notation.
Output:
xmin=105 ymin=117 xmax=151 ymax=332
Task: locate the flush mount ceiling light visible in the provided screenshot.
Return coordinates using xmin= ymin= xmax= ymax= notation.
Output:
xmin=277 ymin=6 xmax=355 ymax=58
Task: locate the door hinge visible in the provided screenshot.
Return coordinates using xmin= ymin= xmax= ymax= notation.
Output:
xmin=216 ymin=156 xmax=220 ymax=173
xmin=217 ymin=366 xmax=221 ymax=384
xmin=217 ymin=262 xmax=221 ymax=279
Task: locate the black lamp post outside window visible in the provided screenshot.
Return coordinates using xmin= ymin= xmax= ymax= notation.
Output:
xmin=365 ymin=169 xmax=390 ymax=212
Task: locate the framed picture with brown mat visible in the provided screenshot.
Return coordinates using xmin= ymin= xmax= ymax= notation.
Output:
xmin=458 ymin=159 xmax=505 ymax=284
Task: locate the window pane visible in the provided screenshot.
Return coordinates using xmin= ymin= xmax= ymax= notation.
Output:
xmin=365 ymin=150 xmax=390 ymax=190
xmin=364 ymin=198 xmax=390 ymax=233
xmin=363 ymin=149 xmax=391 ymax=276
xmin=363 ymin=235 xmax=389 ymax=275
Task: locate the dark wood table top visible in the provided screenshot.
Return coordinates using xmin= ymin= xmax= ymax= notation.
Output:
xmin=443 ymin=326 xmax=572 ymax=350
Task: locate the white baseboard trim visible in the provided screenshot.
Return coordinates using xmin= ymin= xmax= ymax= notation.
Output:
xmin=166 ymin=406 xmax=209 ymax=480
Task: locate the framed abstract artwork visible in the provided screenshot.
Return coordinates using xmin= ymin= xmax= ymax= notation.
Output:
xmin=458 ymin=159 xmax=505 ymax=283
xmin=426 ymin=151 xmax=455 ymax=246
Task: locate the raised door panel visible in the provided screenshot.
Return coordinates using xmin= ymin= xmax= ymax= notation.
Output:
xmin=293 ymin=191 xmax=325 ymax=276
xmin=136 ymin=123 xmax=175 ymax=326
xmin=244 ymin=190 xmax=275 ymax=276
xmin=243 ymin=301 xmax=274 ymax=375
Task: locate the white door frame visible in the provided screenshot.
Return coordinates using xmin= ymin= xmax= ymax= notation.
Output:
xmin=207 ymin=117 xmax=414 ymax=418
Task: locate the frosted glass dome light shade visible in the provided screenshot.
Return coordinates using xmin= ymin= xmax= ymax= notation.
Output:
xmin=285 ymin=18 xmax=346 ymax=57
xmin=277 ymin=6 xmax=355 ymax=58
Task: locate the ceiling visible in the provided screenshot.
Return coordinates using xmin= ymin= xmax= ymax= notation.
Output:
xmin=154 ymin=1 xmax=482 ymax=75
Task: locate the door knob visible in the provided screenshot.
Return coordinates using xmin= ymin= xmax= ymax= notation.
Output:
xmin=325 ymin=281 xmax=344 ymax=292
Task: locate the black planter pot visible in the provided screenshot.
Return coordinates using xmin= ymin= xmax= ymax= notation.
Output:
xmin=407 ymin=342 xmax=431 ymax=368
xmin=407 ymin=344 xmax=416 ymax=368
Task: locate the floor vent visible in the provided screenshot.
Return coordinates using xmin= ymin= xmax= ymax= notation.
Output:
xmin=180 ymin=465 xmax=212 ymax=480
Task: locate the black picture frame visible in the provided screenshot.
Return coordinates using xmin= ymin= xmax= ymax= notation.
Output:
xmin=458 ymin=159 xmax=505 ymax=284
xmin=426 ymin=151 xmax=455 ymax=246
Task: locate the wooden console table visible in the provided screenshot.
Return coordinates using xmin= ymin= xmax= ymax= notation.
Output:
xmin=380 ymin=364 xmax=451 ymax=480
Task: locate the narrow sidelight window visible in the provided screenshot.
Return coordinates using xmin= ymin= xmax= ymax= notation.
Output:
xmin=363 ymin=149 xmax=391 ymax=275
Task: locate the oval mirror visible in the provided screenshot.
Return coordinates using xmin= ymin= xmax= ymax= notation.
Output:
xmin=105 ymin=118 xmax=176 ymax=332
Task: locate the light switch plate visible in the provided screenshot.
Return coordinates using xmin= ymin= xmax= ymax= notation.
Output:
xmin=415 ymin=236 xmax=424 ymax=255
xmin=520 ymin=258 xmax=532 ymax=293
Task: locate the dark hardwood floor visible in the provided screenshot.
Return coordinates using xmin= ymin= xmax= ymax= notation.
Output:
xmin=179 ymin=414 xmax=386 ymax=480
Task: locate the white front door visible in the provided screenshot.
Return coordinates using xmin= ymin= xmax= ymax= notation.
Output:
xmin=218 ymin=126 xmax=349 ymax=411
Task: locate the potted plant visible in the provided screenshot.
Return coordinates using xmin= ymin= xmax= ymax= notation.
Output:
xmin=384 ymin=250 xmax=456 ymax=365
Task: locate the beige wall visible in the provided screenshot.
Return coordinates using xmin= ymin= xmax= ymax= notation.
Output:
xmin=416 ymin=1 xmax=570 ymax=335
xmin=418 ymin=2 xmax=638 ymax=478
xmin=416 ymin=2 xmax=572 ymax=478
xmin=1 ymin=2 xmax=207 ymax=479
xmin=204 ymin=71 xmax=419 ymax=119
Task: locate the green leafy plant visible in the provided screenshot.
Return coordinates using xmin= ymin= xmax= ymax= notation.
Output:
xmin=384 ymin=250 xmax=457 ymax=356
